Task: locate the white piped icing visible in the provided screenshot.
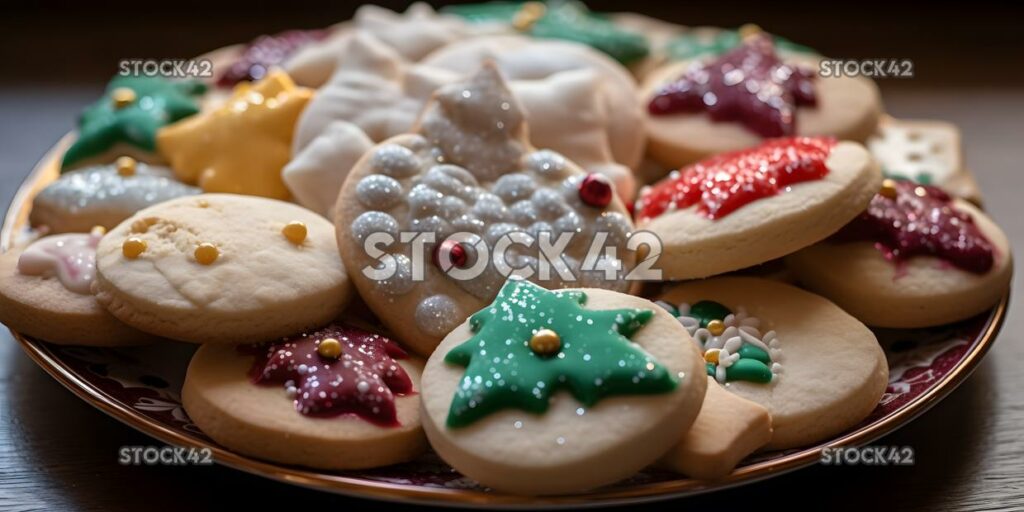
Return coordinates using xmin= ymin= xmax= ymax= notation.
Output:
xmin=17 ymin=229 xmax=104 ymax=294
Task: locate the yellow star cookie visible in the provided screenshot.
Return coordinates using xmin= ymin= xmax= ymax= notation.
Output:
xmin=157 ymin=71 xmax=313 ymax=199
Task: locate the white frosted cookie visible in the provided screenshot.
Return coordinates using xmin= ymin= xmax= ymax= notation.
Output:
xmin=94 ymin=194 xmax=352 ymax=344
xmin=291 ymin=33 xmax=637 ymax=211
xmin=285 ymin=3 xmax=472 ymax=88
xmin=422 ymin=34 xmax=646 ymax=172
xmin=635 ymin=137 xmax=881 ymax=280
xmin=420 ymin=279 xmax=706 ymax=495
xmin=868 ymin=117 xmax=981 ymax=203
xmin=656 ymin=276 xmax=888 ymax=450
xmin=183 ymin=323 xmax=426 ymax=469
xmin=660 ymin=376 xmax=772 ymax=479
xmin=787 ymin=181 xmax=1012 ymax=328
xmin=30 ymin=158 xmax=200 ymax=234
xmin=282 ymin=121 xmax=373 ymax=217
xmin=0 ymin=231 xmax=157 ymax=346
xmin=334 ymin=64 xmax=637 ymax=356
xmin=641 ymin=34 xmax=881 ymax=171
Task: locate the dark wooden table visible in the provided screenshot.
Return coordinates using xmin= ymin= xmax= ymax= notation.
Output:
xmin=1 ymin=3 xmax=1022 ymax=510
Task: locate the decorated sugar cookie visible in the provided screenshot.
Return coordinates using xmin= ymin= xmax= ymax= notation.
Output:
xmin=635 ymin=136 xmax=881 ymax=280
xmin=657 ymin=276 xmax=888 ymax=450
xmin=420 ymin=279 xmax=706 ymax=495
xmin=285 ymin=3 xmax=472 ymax=88
xmin=0 ymin=229 xmax=158 ymax=346
xmin=157 ymin=71 xmax=312 ymax=200
xmin=216 ymin=29 xmax=328 ymax=87
xmin=423 ymin=35 xmax=646 ymax=173
xmin=443 ymin=0 xmax=650 ymax=65
xmin=868 ymin=117 xmax=981 ymax=203
xmin=641 ymin=32 xmax=881 ymax=170
xmin=290 ymin=33 xmax=638 ymax=211
xmin=335 ymin=64 xmax=637 ymax=356
xmin=183 ymin=323 xmax=426 ymax=469
xmin=62 ymin=76 xmax=206 ymax=171
xmin=93 ymin=194 xmax=352 ymax=344
xmin=787 ymin=180 xmax=1012 ymax=327
xmin=30 ymin=157 xmax=200 ymax=233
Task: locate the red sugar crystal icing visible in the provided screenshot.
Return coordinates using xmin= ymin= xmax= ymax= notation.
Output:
xmin=833 ymin=180 xmax=995 ymax=274
xmin=246 ymin=324 xmax=413 ymax=427
xmin=217 ymin=30 xmax=326 ymax=87
xmin=636 ymin=136 xmax=835 ymax=220
xmin=648 ymin=33 xmax=817 ymax=137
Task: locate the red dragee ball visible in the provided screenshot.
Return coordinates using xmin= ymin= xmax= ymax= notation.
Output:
xmin=435 ymin=239 xmax=469 ymax=269
xmin=578 ymin=173 xmax=613 ymax=208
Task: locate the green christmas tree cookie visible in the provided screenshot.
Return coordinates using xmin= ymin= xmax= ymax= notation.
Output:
xmin=444 ymin=278 xmax=677 ymax=428
xmin=443 ymin=0 xmax=650 ymax=65
xmin=61 ymin=76 xmax=206 ymax=171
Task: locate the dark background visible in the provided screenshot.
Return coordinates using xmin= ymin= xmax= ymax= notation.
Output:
xmin=1 ymin=2 xmax=1023 ymax=511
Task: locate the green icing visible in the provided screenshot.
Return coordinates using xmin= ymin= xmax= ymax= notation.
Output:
xmin=883 ymin=168 xmax=934 ymax=185
xmin=61 ymin=76 xmax=206 ymax=171
xmin=711 ymin=358 xmax=774 ymax=383
xmin=688 ymin=300 xmax=732 ymax=328
xmin=443 ymin=0 xmax=650 ymax=64
xmin=738 ymin=343 xmax=771 ymax=364
xmin=666 ymin=28 xmax=815 ymax=62
xmin=443 ymin=278 xmax=677 ymax=428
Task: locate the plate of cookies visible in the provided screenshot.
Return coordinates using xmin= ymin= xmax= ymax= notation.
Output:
xmin=0 ymin=1 xmax=1012 ymax=507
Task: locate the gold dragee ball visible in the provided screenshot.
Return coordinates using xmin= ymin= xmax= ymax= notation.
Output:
xmin=880 ymin=179 xmax=899 ymax=199
xmin=914 ymin=186 xmax=928 ymax=197
xmin=317 ymin=338 xmax=343 ymax=359
xmin=282 ymin=221 xmax=308 ymax=245
xmin=739 ymin=23 xmax=763 ymax=40
xmin=705 ymin=348 xmax=721 ymax=364
xmin=122 ymin=237 xmax=147 ymax=259
xmin=194 ymin=243 xmax=219 ymax=265
xmin=91 ymin=225 xmax=107 ymax=236
xmin=513 ymin=1 xmax=546 ymax=31
xmin=529 ymin=328 xmax=562 ymax=356
xmin=111 ymin=87 xmax=137 ymax=109
xmin=116 ymin=156 xmax=137 ymax=177
xmin=707 ymin=319 xmax=726 ymax=336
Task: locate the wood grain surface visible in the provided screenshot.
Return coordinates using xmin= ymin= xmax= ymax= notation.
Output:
xmin=0 ymin=3 xmax=1021 ymax=510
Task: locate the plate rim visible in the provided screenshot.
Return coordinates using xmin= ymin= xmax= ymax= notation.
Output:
xmin=3 ymin=135 xmax=1010 ymax=508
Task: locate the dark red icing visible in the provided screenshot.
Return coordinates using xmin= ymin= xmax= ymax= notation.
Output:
xmin=246 ymin=323 xmax=413 ymax=427
xmin=833 ymin=180 xmax=995 ymax=274
xmin=636 ymin=136 xmax=835 ymax=220
xmin=648 ymin=33 xmax=817 ymax=137
xmin=217 ymin=29 xmax=327 ymax=87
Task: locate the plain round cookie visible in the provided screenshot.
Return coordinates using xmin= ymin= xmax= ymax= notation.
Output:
xmin=641 ymin=57 xmax=882 ymax=171
xmin=183 ymin=342 xmax=426 ymax=469
xmin=94 ymin=194 xmax=352 ymax=344
xmin=658 ymin=276 xmax=888 ymax=450
xmin=0 ymin=248 xmax=157 ymax=346
xmin=420 ymin=288 xmax=707 ymax=495
xmin=786 ymin=199 xmax=1012 ymax=328
xmin=638 ymin=141 xmax=881 ymax=280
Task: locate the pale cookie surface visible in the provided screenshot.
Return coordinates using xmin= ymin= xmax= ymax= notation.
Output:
xmin=183 ymin=325 xmax=426 ymax=469
xmin=420 ymin=282 xmax=707 ymax=495
xmin=0 ymin=237 xmax=156 ymax=346
xmin=641 ymin=53 xmax=881 ymax=171
xmin=335 ymin=64 xmax=636 ymax=356
xmin=868 ymin=117 xmax=981 ymax=203
xmin=94 ymin=194 xmax=352 ymax=344
xmin=660 ymin=377 xmax=772 ymax=480
xmin=787 ymin=199 xmax=1011 ymax=328
xmin=636 ymin=139 xmax=881 ymax=280
xmin=30 ymin=161 xmax=200 ymax=234
xmin=657 ymin=276 xmax=888 ymax=450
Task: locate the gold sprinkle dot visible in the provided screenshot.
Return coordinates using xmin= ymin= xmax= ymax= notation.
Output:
xmin=707 ymin=319 xmax=726 ymax=336
xmin=513 ymin=1 xmax=546 ymax=31
xmin=317 ymin=338 xmax=342 ymax=359
xmin=111 ymin=87 xmax=137 ymax=109
xmin=879 ymin=179 xmax=899 ymax=199
xmin=122 ymin=237 xmax=147 ymax=259
xmin=529 ymin=328 xmax=561 ymax=356
xmin=914 ymin=186 xmax=928 ymax=197
xmin=739 ymin=23 xmax=763 ymax=40
xmin=282 ymin=221 xmax=308 ymax=245
xmin=194 ymin=243 xmax=219 ymax=265
xmin=115 ymin=156 xmax=137 ymax=177
xmin=705 ymin=348 xmax=721 ymax=364
xmin=197 ymin=199 xmax=209 ymax=208
xmin=91 ymin=225 xmax=107 ymax=236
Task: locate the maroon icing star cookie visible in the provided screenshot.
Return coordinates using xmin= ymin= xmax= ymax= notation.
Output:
xmin=182 ymin=323 xmax=427 ymax=469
